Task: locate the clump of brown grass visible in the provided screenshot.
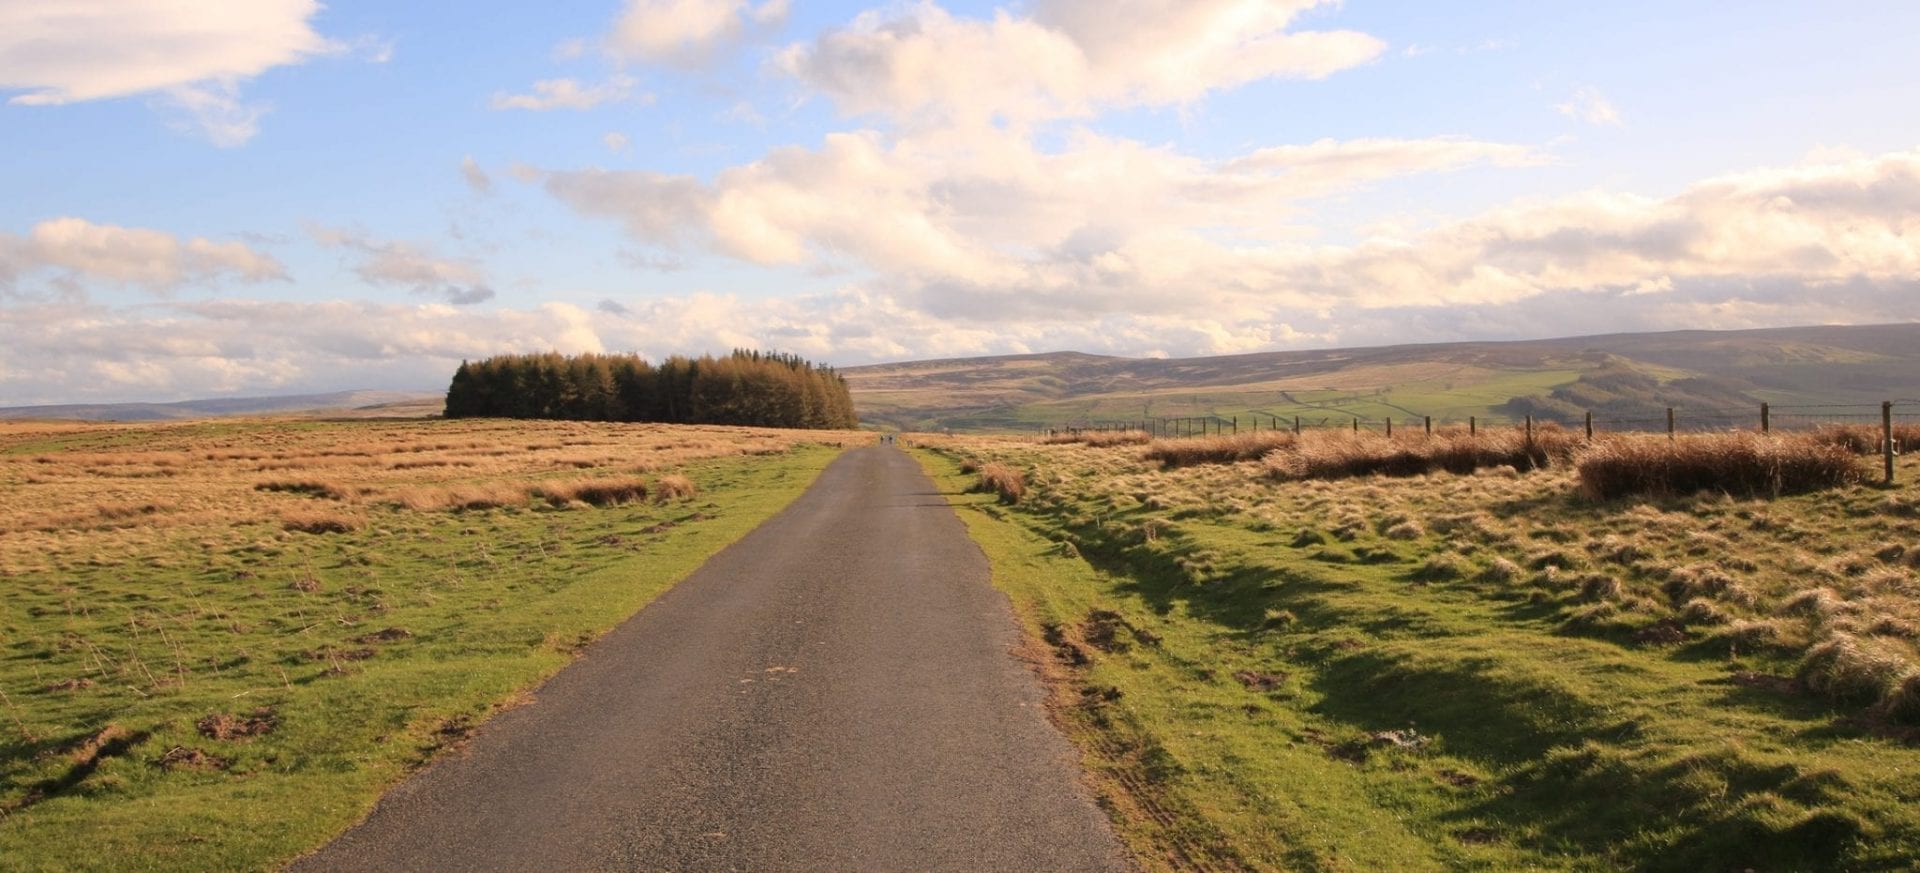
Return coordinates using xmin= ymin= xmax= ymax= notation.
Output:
xmin=1145 ymin=431 xmax=1298 ymax=467
xmin=387 ymin=482 xmax=530 ymax=512
xmin=255 ymin=479 xmax=352 ymax=501
xmin=1797 ymin=633 xmax=1914 ymax=705
xmin=1575 ymin=432 xmax=1867 ymax=501
xmin=1810 ymin=423 xmax=1920 ymax=455
xmin=654 ymin=474 xmax=698 ymax=502
xmin=973 ymin=463 xmax=1027 ymax=504
xmin=1260 ymin=426 xmax=1579 ymax=482
xmin=280 ymin=508 xmax=363 ymax=534
xmin=1045 ymin=430 xmax=1152 ymax=447
xmin=534 ymin=477 xmax=650 ymax=507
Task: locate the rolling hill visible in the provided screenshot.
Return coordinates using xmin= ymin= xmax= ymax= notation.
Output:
xmin=842 ymin=323 xmax=1920 ymax=433
xmin=0 ymin=390 xmax=443 ymax=422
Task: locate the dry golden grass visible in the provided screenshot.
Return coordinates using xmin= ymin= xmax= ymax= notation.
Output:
xmin=973 ymin=462 xmax=1027 ymax=504
xmin=1043 ymin=430 xmax=1153 ymax=447
xmin=533 ymin=477 xmax=650 ymax=508
xmin=0 ymin=418 xmax=869 ymax=573
xmin=926 ymin=429 xmax=1920 ymax=723
xmin=653 ymin=474 xmax=698 ymax=502
xmin=1576 ymin=432 xmax=1867 ymax=500
xmin=1143 ymin=431 xmax=1296 ymax=467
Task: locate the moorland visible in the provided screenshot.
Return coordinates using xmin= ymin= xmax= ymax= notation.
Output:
xmin=0 ymin=417 xmax=863 ymax=871
xmin=917 ymin=424 xmax=1920 ymax=870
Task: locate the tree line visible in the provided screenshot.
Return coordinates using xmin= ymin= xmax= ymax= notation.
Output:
xmin=443 ymin=350 xmax=858 ymax=429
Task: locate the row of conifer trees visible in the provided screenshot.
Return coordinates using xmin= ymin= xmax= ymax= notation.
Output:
xmin=443 ymin=350 xmax=858 ymax=429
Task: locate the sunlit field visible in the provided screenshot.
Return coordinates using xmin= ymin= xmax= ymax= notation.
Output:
xmin=0 ymin=417 xmax=864 ymax=871
xmin=916 ymin=429 xmax=1920 ymax=871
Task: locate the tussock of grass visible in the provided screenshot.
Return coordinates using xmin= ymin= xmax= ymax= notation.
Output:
xmin=653 ymin=474 xmax=698 ymax=502
xmin=1576 ymin=432 xmax=1867 ymax=500
xmin=1143 ymin=431 xmax=1295 ymax=466
xmin=1797 ymin=633 xmax=1914 ymax=706
xmin=279 ymin=508 xmax=364 ymax=534
xmin=1044 ymin=430 xmax=1152 ymax=447
xmin=388 ymin=482 xmax=531 ymax=512
xmin=1811 ymin=422 xmax=1920 ymax=454
xmin=255 ymin=479 xmax=353 ymax=501
xmin=1262 ymin=426 xmax=1578 ymax=482
xmin=973 ymin=463 xmax=1027 ymax=503
xmin=534 ymin=477 xmax=650 ymax=507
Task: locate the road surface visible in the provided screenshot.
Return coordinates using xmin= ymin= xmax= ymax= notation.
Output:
xmin=292 ymin=445 xmax=1129 ymax=872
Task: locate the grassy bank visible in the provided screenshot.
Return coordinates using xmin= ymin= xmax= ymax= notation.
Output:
xmin=0 ymin=418 xmax=859 ymax=871
xmin=914 ymin=438 xmax=1920 ymax=871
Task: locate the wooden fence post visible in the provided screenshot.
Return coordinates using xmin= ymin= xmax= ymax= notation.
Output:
xmin=1352 ymin=417 xmax=1359 ymax=433
xmin=1525 ymin=415 xmax=1533 ymax=448
xmin=1761 ymin=402 xmax=1770 ymax=434
xmin=1386 ymin=418 xmax=1393 ymax=438
xmin=1424 ymin=415 xmax=1432 ymax=436
xmin=1885 ymin=401 xmax=1896 ymax=486
xmin=1294 ymin=415 xmax=1301 ymax=434
xmin=1667 ymin=407 xmax=1675 ymax=442
xmin=1585 ymin=411 xmax=1593 ymax=442
xmin=1232 ymin=416 xmax=1238 ymax=435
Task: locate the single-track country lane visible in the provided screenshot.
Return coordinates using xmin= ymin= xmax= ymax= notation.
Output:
xmin=291 ymin=445 xmax=1130 ymax=872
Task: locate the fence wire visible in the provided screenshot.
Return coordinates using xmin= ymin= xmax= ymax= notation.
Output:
xmin=1051 ymin=401 xmax=1920 ymax=442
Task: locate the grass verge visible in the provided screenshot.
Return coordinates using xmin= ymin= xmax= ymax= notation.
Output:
xmin=0 ymin=423 xmax=848 ymax=872
xmin=912 ymin=442 xmax=1920 ymax=871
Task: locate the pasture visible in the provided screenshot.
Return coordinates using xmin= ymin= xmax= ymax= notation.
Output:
xmin=0 ymin=418 xmax=861 ymax=871
xmin=917 ymin=430 xmax=1920 ymax=870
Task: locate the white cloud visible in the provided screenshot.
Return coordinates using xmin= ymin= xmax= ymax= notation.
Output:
xmin=490 ymin=75 xmax=642 ymax=111
xmin=542 ymin=129 xmax=1546 ymax=298
xmin=461 ymin=157 xmax=493 ymax=194
xmin=1556 ymin=86 xmax=1622 ymax=126
xmin=543 ymin=139 xmax=1920 ymax=339
xmin=308 ymin=226 xmax=495 ymax=306
xmin=154 ymin=80 xmax=270 ymax=148
xmin=0 ymin=217 xmax=287 ymax=296
xmin=604 ymin=132 xmax=632 ymax=152
xmin=779 ymin=0 xmax=1385 ymax=126
xmin=0 ymin=0 xmax=342 ymax=144
xmin=608 ymin=0 xmax=789 ymax=67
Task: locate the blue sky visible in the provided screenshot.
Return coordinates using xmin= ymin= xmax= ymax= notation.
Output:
xmin=3 ymin=0 xmax=1919 ymax=404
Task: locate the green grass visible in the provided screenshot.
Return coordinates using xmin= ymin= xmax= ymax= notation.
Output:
xmin=0 ymin=442 xmax=843 ymax=872
xmin=913 ymin=443 xmax=1920 ymax=871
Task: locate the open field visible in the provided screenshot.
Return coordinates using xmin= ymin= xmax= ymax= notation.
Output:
xmin=914 ymin=432 xmax=1920 ymax=870
xmin=846 ymin=323 xmax=1920 ymax=432
xmin=0 ymin=418 xmax=863 ymax=871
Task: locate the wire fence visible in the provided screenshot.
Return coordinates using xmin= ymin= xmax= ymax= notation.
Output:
xmin=1047 ymin=400 xmax=1920 ymax=484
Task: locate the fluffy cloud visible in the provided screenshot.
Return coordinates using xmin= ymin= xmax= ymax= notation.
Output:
xmin=0 ymin=0 xmax=339 ymax=144
xmin=779 ymin=0 xmax=1385 ymax=125
xmin=542 ymin=129 xmax=1546 ymax=307
xmin=0 ymin=217 xmax=287 ymax=296
xmin=308 ymin=226 xmax=495 ymax=305
xmin=489 ymin=75 xmax=643 ymax=111
xmin=544 ymin=140 xmax=1920 ymax=336
xmin=1280 ymin=148 xmax=1920 ymax=309
xmin=609 ymin=0 xmax=789 ymax=66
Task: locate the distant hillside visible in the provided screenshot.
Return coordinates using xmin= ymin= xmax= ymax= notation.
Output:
xmin=844 ymin=323 xmax=1920 ymax=432
xmin=0 ymin=390 xmax=442 ymax=422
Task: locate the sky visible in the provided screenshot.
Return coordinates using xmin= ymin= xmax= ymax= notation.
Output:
xmin=3 ymin=1 xmax=1920 ymax=405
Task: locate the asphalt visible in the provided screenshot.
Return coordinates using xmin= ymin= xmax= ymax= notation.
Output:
xmin=290 ymin=445 xmax=1130 ymax=872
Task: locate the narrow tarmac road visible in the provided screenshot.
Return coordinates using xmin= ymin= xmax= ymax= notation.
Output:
xmin=292 ymin=445 xmax=1130 ymax=872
